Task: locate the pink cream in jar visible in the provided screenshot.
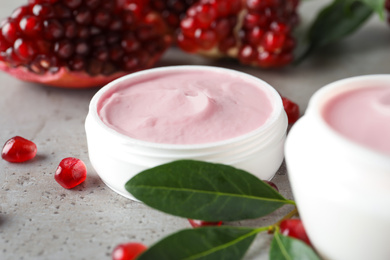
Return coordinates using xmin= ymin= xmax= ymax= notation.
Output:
xmin=322 ymin=86 xmax=390 ymax=155
xmin=86 ymin=66 xmax=287 ymax=200
xmin=97 ymin=69 xmax=273 ymax=145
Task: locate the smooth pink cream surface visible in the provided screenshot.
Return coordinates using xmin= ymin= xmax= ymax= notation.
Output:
xmin=322 ymin=86 xmax=390 ymax=155
xmin=98 ymin=70 xmax=273 ymax=144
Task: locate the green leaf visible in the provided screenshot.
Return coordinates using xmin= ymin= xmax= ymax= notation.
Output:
xmin=357 ymin=0 xmax=386 ymax=18
xmin=138 ymin=226 xmax=260 ymax=260
xmin=298 ymin=0 xmax=373 ymax=61
xmin=269 ymin=232 xmax=320 ymax=260
xmin=126 ymin=160 xmax=293 ymax=221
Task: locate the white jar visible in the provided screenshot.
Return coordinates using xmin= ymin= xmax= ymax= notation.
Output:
xmin=285 ymin=75 xmax=390 ymax=260
xmin=85 ymin=66 xmax=287 ymax=200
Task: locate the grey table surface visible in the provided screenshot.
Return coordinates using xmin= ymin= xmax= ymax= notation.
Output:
xmin=1 ymin=1 xmax=389 ymax=259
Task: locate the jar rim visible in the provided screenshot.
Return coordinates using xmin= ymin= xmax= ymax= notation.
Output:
xmin=88 ymin=65 xmax=287 ymax=150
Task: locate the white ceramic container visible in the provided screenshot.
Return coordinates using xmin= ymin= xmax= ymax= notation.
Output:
xmin=85 ymin=66 xmax=287 ymax=200
xmin=285 ymin=75 xmax=390 ymax=260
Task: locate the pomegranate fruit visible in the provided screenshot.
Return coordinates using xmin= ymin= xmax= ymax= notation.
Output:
xmin=54 ymin=157 xmax=87 ymax=189
xmin=282 ymin=96 xmax=300 ymax=124
xmin=112 ymin=242 xmax=147 ymax=260
xmin=177 ymin=0 xmax=299 ymax=68
xmin=1 ymin=136 xmax=37 ymax=163
xmin=279 ymin=218 xmax=312 ymax=246
xmin=0 ymin=0 xmax=172 ymax=88
xmin=188 ymin=219 xmax=223 ymax=228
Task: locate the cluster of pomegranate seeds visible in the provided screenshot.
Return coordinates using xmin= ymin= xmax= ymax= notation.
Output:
xmin=0 ymin=0 xmax=171 ymax=78
xmin=150 ymin=0 xmax=199 ymax=34
xmin=282 ymin=96 xmax=300 ymax=124
xmin=279 ymin=218 xmax=312 ymax=246
xmin=54 ymin=157 xmax=87 ymax=189
xmin=187 ymin=219 xmax=223 ymax=228
xmin=177 ymin=0 xmax=299 ymax=68
xmin=112 ymin=242 xmax=147 ymax=260
xmin=1 ymin=136 xmax=37 ymax=163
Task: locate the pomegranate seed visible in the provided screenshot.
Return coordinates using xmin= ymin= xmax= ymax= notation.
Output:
xmin=53 ymin=3 xmax=72 ymax=18
xmin=188 ymin=219 xmax=223 ymax=228
xmin=19 ymin=16 xmax=43 ymax=37
xmin=11 ymin=5 xmax=31 ymax=21
xmin=43 ymin=19 xmax=65 ymax=40
xmin=93 ymin=9 xmax=111 ymax=28
xmin=14 ymin=38 xmax=37 ymax=60
xmin=63 ymin=20 xmax=77 ymax=38
xmin=195 ymin=29 xmax=217 ymax=50
xmin=32 ymin=4 xmax=55 ymax=18
xmin=282 ymin=96 xmax=300 ymax=124
xmin=54 ymin=39 xmax=74 ymax=59
xmin=2 ymin=136 xmax=37 ymax=163
xmin=0 ymin=34 xmax=11 ymax=52
xmin=54 ymin=157 xmax=87 ymax=189
xmin=74 ymin=7 xmax=92 ymax=25
xmin=262 ymin=31 xmax=286 ymax=53
xmin=238 ymin=45 xmax=257 ymax=64
xmin=280 ymin=219 xmax=312 ymax=246
xmin=68 ymin=55 xmax=85 ymax=70
xmin=63 ymin=0 xmax=82 ymax=9
xmin=112 ymin=242 xmax=147 ymax=260
xmin=263 ymin=180 xmax=279 ymax=192
xmin=193 ymin=3 xmax=217 ymax=29
xmin=121 ymin=34 xmax=140 ymax=53
xmin=2 ymin=20 xmax=19 ymax=42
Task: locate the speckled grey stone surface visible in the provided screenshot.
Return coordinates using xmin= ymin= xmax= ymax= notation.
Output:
xmin=1 ymin=0 xmax=389 ymax=259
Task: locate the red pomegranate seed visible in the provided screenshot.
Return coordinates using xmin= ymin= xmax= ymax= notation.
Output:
xmin=63 ymin=0 xmax=82 ymax=9
xmin=112 ymin=242 xmax=147 ymax=260
xmin=2 ymin=20 xmax=19 ymax=42
xmin=68 ymin=55 xmax=85 ymax=70
xmin=0 ymin=34 xmax=10 ymax=52
xmin=263 ymin=180 xmax=279 ymax=191
xmin=43 ymin=19 xmax=65 ymax=40
xmin=14 ymin=38 xmax=37 ymax=60
xmin=54 ymin=39 xmax=74 ymax=59
xmin=54 ymin=157 xmax=87 ymax=189
xmin=282 ymin=96 xmax=300 ymax=124
xmin=53 ymin=3 xmax=72 ymax=18
xmin=32 ymin=4 xmax=55 ymax=18
xmin=19 ymin=15 xmax=43 ymax=37
xmin=262 ymin=31 xmax=286 ymax=53
xmin=2 ymin=136 xmax=37 ymax=163
xmin=188 ymin=219 xmax=223 ymax=228
xmin=280 ymin=219 xmax=312 ymax=246
xmin=11 ymin=5 xmax=31 ymax=21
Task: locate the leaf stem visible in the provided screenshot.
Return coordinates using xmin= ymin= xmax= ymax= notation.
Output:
xmin=268 ymin=207 xmax=299 ymax=234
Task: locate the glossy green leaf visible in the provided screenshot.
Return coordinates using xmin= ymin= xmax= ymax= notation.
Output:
xmin=298 ymin=0 xmax=373 ymax=61
xmin=269 ymin=232 xmax=320 ymax=260
xmin=357 ymin=0 xmax=385 ymax=18
xmin=138 ymin=226 xmax=259 ymax=260
xmin=126 ymin=160 xmax=293 ymax=221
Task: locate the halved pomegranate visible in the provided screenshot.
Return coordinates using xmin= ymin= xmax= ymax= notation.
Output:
xmin=0 ymin=0 xmax=172 ymax=88
xmin=177 ymin=0 xmax=299 ymax=68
